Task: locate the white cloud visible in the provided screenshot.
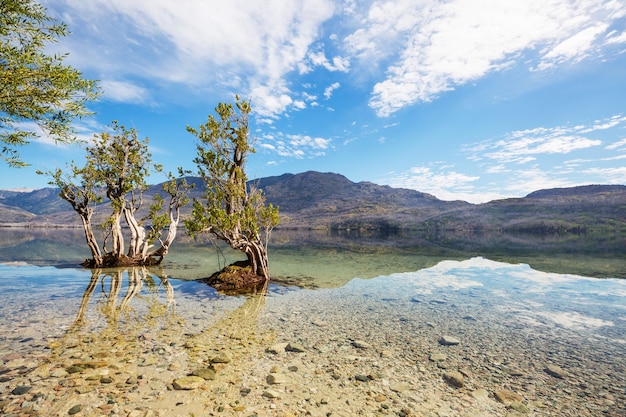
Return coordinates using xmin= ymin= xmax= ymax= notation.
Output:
xmin=306 ymin=51 xmax=350 ymax=72
xmin=469 ymin=123 xmax=607 ymax=166
xmin=346 ymin=0 xmax=626 ymax=116
xmin=537 ymin=23 xmax=609 ymax=70
xmin=324 ymin=82 xmax=341 ymax=99
xmin=47 ymin=0 xmax=336 ymax=118
xmin=100 ymin=80 xmax=149 ymax=103
xmin=606 ymin=30 xmax=626 ymax=44
xmin=606 ymin=138 xmax=626 ymax=150
xmin=379 ymin=165 xmax=482 ymax=202
xmin=250 ymin=84 xmax=294 ymax=119
xmin=581 ymin=166 xmax=626 ymax=184
xmin=458 ymin=116 xmax=626 ymax=199
xmin=259 ymin=132 xmax=332 ymax=160
xmin=486 ymin=134 xmax=601 ymax=163
xmin=581 ymin=115 xmax=626 ymax=133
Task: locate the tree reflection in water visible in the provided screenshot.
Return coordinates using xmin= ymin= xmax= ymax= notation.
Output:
xmin=71 ymin=266 xmax=176 ymax=332
xmin=44 ymin=266 xmax=271 ymax=416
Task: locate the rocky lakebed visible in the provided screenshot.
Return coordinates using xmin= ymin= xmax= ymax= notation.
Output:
xmin=1 ymin=259 xmax=625 ymax=417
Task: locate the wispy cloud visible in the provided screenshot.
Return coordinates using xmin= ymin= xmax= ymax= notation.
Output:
xmin=259 ymin=132 xmax=332 ymax=160
xmin=324 ymin=82 xmax=341 ymax=99
xmin=606 ymin=138 xmax=626 ymax=150
xmin=381 ymin=114 xmax=626 ymax=203
xmin=467 ymin=116 xmax=626 ymax=167
xmin=100 ymin=80 xmax=149 ymax=104
xmin=379 ymin=164 xmax=482 ymax=202
xmin=46 ymin=0 xmax=336 ymax=118
xmin=45 ymin=0 xmax=626 ymax=121
xmin=345 ymin=0 xmax=626 ymax=116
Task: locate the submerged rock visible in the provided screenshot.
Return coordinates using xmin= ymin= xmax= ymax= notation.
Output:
xmin=443 ymin=371 xmax=464 ymax=388
xmin=495 ymin=389 xmax=523 ymax=406
xmin=352 ymin=340 xmax=371 ymax=349
xmin=429 ymin=353 xmax=447 ymax=362
xmin=439 ymin=335 xmax=461 ymax=346
xmin=544 ymin=364 xmax=566 ymax=379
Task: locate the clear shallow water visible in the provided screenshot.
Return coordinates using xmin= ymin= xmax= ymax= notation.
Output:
xmin=0 ymin=229 xmax=625 ymax=416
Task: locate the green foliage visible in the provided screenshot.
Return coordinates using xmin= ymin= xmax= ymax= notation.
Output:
xmin=87 ymin=121 xmax=157 ymax=205
xmin=185 ymin=96 xmax=279 ymax=273
xmin=37 ymin=163 xmax=102 ymax=216
xmin=0 ymin=0 xmax=99 ymax=167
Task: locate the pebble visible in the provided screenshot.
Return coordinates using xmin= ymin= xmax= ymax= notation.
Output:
xmin=267 ymin=343 xmax=288 ymax=354
xmin=471 ymin=389 xmax=489 ymax=399
xmin=544 ymin=364 xmax=566 ymax=379
xmin=172 ymin=376 xmax=204 ymax=390
xmin=285 ymin=342 xmax=306 ymax=353
xmin=68 ymin=404 xmax=82 ymax=415
xmin=266 ymin=373 xmax=287 ymax=384
xmin=429 ymin=353 xmax=447 ymax=362
xmin=390 ymin=382 xmax=409 ymax=393
xmin=510 ymin=402 xmax=530 ymax=413
xmin=443 ymin=371 xmax=464 ymax=388
xmin=352 ymin=340 xmax=371 ymax=349
xmin=210 ymin=352 xmax=231 ymax=364
xmin=191 ymin=368 xmax=216 ymax=380
xmin=494 ymin=389 xmax=523 ymax=406
xmin=439 ymin=335 xmax=461 ymax=346
xmin=11 ymin=386 xmax=32 ymax=395
xmin=503 ymin=366 xmax=525 ymax=376
xmin=263 ymin=389 xmax=281 ymax=399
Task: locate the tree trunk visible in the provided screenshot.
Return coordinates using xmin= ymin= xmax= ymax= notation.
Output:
xmin=124 ymin=206 xmax=146 ymax=258
xmin=148 ymin=212 xmax=179 ymax=262
xmin=244 ymin=240 xmax=270 ymax=280
xmin=110 ymin=211 xmax=125 ymax=259
xmin=79 ymin=212 xmax=103 ymax=266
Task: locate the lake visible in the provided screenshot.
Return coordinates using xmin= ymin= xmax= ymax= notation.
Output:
xmin=0 ymin=227 xmax=625 ymax=416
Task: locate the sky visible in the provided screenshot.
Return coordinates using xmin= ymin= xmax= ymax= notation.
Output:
xmin=3 ymin=0 xmax=626 ymax=203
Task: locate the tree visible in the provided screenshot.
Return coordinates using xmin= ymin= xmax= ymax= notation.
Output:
xmin=186 ymin=96 xmax=279 ymax=285
xmin=40 ymin=122 xmax=191 ymax=267
xmin=1 ymin=0 xmax=99 ymax=167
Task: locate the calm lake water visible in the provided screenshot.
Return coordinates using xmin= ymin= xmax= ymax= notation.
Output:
xmin=0 ymin=227 xmax=625 ymax=416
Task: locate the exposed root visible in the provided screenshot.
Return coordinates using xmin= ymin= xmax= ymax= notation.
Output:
xmin=80 ymin=253 xmax=164 ymax=268
xmin=200 ymin=261 xmax=268 ymax=295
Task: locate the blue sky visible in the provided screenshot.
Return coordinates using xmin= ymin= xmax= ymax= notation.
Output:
xmin=3 ymin=0 xmax=626 ymax=203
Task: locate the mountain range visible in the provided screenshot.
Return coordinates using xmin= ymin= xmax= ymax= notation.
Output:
xmin=1 ymin=171 xmax=625 ymax=233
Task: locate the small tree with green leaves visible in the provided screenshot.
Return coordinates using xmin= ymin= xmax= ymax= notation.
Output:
xmin=186 ymin=96 xmax=279 ymax=283
xmin=1 ymin=0 xmax=99 ymax=167
xmin=40 ymin=122 xmax=191 ymax=267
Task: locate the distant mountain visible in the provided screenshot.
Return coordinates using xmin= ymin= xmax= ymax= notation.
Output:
xmin=421 ymin=184 xmax=626 ymax=233
xmin=1 ymin=172 xmax=625 ymax=232
xmin=254 ymin=171 xmax=470 ymax=228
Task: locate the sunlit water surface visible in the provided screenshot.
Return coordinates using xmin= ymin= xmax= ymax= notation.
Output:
xmin=0 ymin=228 xmax=625 ymax=416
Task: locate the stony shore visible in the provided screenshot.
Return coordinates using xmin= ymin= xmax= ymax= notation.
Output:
xmin=1 ymin=269 xmax=625 ymax=417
